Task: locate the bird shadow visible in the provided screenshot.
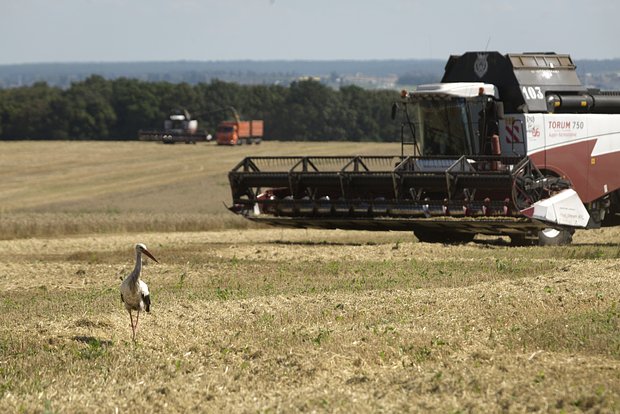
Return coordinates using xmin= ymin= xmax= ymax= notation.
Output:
xmin=271 ymin=240 xmax=370 ymax=247
xmin=570 ymin=242 xmax=620 ymax=247
xmin=472 ymin=237 xmax=512 ymax=247
xmin=72 ymin=335 xmax=113 ymax=347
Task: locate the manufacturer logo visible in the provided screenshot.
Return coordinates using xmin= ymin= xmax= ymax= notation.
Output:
xmin=540 ymin=70 xmax=553 ymax=79
xmin=474 ymin=53 xmax=489 ymax=78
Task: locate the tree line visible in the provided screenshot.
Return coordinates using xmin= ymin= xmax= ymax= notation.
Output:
xmin=0 ymin=75 xmax=403 ymax=141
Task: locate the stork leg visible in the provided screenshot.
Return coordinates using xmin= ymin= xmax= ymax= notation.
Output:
xmin=135 ymin=310 xmax=141 ymax=334
xmin=128 ymin=309 xmax=136 ymax=341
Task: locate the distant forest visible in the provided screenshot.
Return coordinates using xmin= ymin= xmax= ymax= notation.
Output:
xmin=0 ymin=76 xmax=403 ymax=141
xmin=2 ymin=58 xmax=620 ymax=141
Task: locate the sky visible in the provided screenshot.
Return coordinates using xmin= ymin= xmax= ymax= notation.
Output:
xmin=1 ymin=0 xmax=618 ymax=65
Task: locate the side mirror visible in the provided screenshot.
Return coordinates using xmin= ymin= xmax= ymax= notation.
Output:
xmin=391 ymin=102 xmax=398 ymax=120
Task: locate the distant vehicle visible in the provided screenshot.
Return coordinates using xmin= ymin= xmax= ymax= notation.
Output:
xmin=216 ymin=120 xmax=263 ymax=146
xmin=214 ymin=107 xmax=263 ymax=146
xmin=138 ymin=109 xmax=212 ymax=144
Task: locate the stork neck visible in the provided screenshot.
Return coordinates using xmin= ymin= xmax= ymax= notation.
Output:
xmin=130 ymin=250 xmax=143 ymax=282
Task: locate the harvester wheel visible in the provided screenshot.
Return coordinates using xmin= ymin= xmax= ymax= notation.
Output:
xmin=538 ymin=228 xmax=573 ymax=246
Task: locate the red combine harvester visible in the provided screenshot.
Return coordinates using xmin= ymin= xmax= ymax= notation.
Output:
xmin=227 ymin=52 xmax=620 ymax=245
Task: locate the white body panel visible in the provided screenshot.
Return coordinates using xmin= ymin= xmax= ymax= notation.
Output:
xmin=521 ymin=189 xmax=590 ymax=227
xmin=499 ymin=113 xmax=620 ymax=159
xmin=498 ymin=112 xmax=620 ymax=205
xmin=413 ymin=82 xmax=499 ymax=99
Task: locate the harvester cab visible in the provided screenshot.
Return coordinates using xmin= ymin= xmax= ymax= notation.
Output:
xmin=164 ymin=109 xmax=197 ymax=134
xmin=392 ymin=82 xmax=505 ymax=159
xmin=228 ymin=52 xmax=620 ymax=246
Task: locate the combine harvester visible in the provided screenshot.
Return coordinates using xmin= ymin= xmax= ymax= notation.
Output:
xmin=139 ymin=109 xmax=211 ymax=144
xmin=227 ymin=52 xmax=620 ymax=245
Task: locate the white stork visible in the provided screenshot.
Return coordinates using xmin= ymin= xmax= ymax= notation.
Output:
xmin=120 ymin=243 xmax=159 ymax=341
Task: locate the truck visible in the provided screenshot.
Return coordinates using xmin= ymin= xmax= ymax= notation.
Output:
xmin=138 ymin=109 xmax=211 ymax=144
xmin=226 ymin=52 xmax=620 ymax=246
xmin=216 ymin=119 xmax=264 ymax=145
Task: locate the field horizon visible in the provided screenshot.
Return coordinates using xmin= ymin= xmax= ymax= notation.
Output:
xmin=0 ymin=140 xmax=401 ymax=239
xmin=1 ymin=140 xmax=402 ymax=214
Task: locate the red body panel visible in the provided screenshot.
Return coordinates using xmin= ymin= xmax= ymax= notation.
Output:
xmin=530 ymin=139 xmax=620 ymax=203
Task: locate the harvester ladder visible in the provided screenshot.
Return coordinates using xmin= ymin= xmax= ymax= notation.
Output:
xmin=399 ymin=101 xmax=421 ymax=158
xmin=400 ymin=128 xmax=419 ymax=158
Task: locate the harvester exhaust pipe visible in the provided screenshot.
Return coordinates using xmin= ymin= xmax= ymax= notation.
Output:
xmin=491 ymin=134 xmax=501 ymax=170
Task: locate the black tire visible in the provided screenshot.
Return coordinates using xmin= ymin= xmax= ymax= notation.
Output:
xmin=414 ymin=230 xmax=475 ymax=244
xmin=537 ymin=228 xmax=573 ymax=246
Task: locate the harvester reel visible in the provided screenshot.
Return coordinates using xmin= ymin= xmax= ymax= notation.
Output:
xmin=513 ymin=167 xmax=573 ymax=212
xmin=512 ymin=173 xmax=543 ymax=211
xmin=511 ymin=158 xmax=565 ymax=211
xmin=510 ymin=158 xmax=575 ymax=246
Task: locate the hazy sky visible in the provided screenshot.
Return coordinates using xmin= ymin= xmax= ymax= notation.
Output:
xmin=1 ymin=0 xmax=618 ymax=64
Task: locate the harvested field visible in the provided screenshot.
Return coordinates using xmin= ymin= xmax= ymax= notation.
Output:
xmin=0 ymin=141 xmax=619 ymax=412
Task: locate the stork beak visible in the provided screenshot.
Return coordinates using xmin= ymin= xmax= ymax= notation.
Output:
xmin=143 ymin=249 xmax=159 ymax=263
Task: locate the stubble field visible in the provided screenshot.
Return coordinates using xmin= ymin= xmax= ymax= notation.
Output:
xmin=0 ymin=141 xmax=619 ymax=412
